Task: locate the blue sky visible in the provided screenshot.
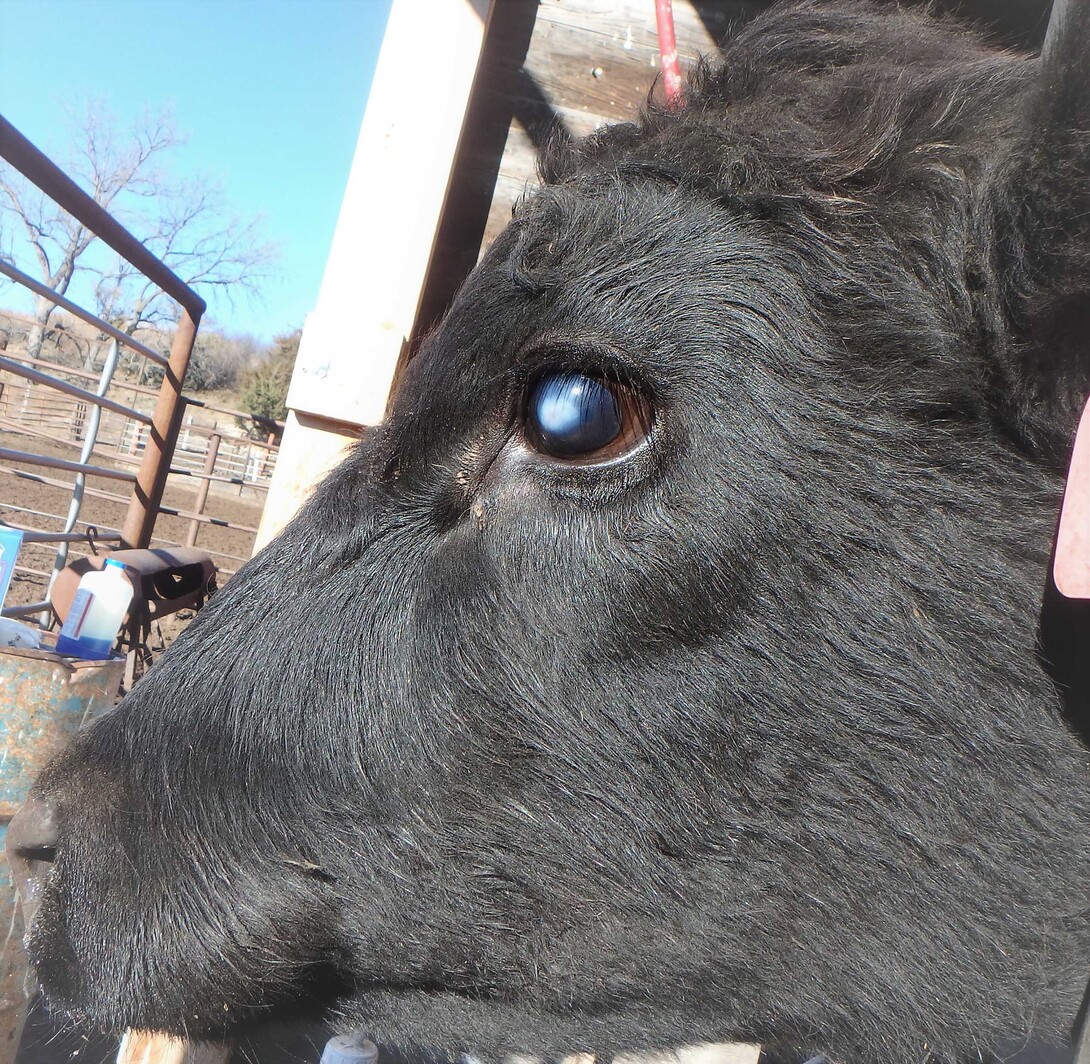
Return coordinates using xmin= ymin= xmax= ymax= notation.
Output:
xmin=0 ymin=0 xmax=391 ymax=344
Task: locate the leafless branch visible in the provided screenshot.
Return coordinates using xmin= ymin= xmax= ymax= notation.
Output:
xmin=0 ymin=103 xmax=277 ymax=360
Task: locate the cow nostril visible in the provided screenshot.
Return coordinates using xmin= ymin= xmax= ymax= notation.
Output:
xmin=13 ymin=843 xmax=57 ymax=866
xmin=6 ymin=794 xmax=60 ymax=930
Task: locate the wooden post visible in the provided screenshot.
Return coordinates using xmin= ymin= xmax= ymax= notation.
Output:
xmin=184 ymin=432 xmax=220 ymax=548
xmin=254 ymin=0 xmax=494 ymax=552
xmin=120 ymin=309 xmax=200 ymax=550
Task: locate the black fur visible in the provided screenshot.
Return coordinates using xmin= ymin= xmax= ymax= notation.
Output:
xmin=18 ymin=4 xmax=1090 ymax=1063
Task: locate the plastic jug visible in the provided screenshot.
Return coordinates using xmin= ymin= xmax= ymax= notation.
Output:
xmin=319 ymin=1034 xmax=379 ymax=1064
xmin=55 ymin=558 xmax=133 ymax=660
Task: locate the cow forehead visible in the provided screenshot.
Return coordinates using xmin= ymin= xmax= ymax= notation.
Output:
xmin=406 ymin=185 xmax=794 ymax=402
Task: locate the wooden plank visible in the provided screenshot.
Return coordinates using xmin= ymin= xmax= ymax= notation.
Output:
xmin=477 ymin=1 xmax=767 ymax=256
xmin=409 ymin=1 xmax=541 ymax=340
xmin=522 ymin=18 xmax=669 ymax=120
xmin=261 ymin=0 xmax=492 ymax=544
xmin=535 ymin=0 xmax=755 ymax=46
xmin=284 ymin=0 xmax=492 ymax=428
xmin=519 ymin=0 xmax=753 ymax=125
xmin=116 ymin=1031 xmax=231 ymax=1064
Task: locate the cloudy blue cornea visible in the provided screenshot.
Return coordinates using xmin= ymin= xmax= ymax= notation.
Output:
xmin=528 ymin=372 xmax=622 ymax=458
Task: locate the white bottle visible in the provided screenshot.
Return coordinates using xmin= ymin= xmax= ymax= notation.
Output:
xmin=55 ymin=558 xmax=133 ymax=660
xmin=319 ymin=1034 xmax=379 ymax=1064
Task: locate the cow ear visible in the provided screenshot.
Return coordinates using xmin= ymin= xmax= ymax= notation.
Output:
xmin=989 ymin=0 xmax=1090 ymax=462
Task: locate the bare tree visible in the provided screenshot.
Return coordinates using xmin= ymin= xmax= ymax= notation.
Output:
xmin=95 ymin=182 xmax=276 ymax=381
xmin=0 ymin=105 xmax=177 ymax=361
xmin=0 ymin=103 xmax=276 ymax=372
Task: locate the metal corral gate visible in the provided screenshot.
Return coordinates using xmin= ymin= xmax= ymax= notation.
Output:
xmin=0 ymin=367 xmax=278 ymax=579
xmin=0 ymin=114 xmax=276 ymax=614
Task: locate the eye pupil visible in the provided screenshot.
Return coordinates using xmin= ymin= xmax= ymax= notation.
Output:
xmin=528 ymin=372 xmax=623 ymax=458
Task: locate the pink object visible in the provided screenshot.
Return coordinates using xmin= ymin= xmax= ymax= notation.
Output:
xmin=1055 ymin=398 xmax=1090 ymax=598
xmin=655 ymin=0 xmax=683 ymax=106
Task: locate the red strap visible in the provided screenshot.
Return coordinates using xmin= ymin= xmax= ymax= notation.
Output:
xmin=1055 ymin=398 xmax=1090 ymax=598
xmin=654 ymin=0 xmax=683 ymax=105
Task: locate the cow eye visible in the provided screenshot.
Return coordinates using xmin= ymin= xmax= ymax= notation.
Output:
xmin=525 ymin=370 xmax=651 ymax=462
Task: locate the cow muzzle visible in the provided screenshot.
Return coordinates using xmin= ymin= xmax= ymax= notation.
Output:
xmin=6 ymin=793 xmax=59 ymax=934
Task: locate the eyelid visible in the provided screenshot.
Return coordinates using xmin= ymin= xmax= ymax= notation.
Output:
xmin=516 ymin=334 xmax=643 ymax=381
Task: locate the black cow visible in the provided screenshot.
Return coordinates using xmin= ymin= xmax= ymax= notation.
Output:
xmin=9 ymin=3 xmax=1090 ymax=1064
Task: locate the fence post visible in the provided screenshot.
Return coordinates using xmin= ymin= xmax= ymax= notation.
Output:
xmin=120 ymin=310 xmax=201 ymax=549
xmin=185 ymin=432 xmax=220 ymax=548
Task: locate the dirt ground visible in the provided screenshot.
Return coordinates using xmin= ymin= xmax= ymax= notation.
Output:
xmin=1 ymin=432 xmax=266 ymax=650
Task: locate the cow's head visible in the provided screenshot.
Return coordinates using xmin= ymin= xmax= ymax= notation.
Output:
xmin=10 ymin=4 xmax=1090 ymax=1063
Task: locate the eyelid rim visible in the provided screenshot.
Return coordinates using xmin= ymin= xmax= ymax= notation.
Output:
xmin=514 ymin=332 xmax=645 ymax=382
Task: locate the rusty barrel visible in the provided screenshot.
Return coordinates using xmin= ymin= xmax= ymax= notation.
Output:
xmin=0 ymin=640 xmax=124 ymax=1064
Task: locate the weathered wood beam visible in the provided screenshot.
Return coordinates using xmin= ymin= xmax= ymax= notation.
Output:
xmin=255 ymin=0 xmax=495 ymax=550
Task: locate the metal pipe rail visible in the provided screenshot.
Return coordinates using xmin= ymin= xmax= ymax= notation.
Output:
xmin=0 ymin=500 xmax=119 ymax=528
xmin=0 ymin=356 xmax=153 ymax=424
xmin=0 ymin=259 xmax=169 ymax=368
xmin=0 ymin=507 xmax=124 ymax=581
xmin=0 ymin=448 xmax=135 ymax=483
xmin=184 ymin=393 xmax=284 ymax=422
xmin=0 ymin=417 xmax=143 ymax=469
xmin=0 ymin=526 xmax=120 ymax=545
xmin=4 ymin=353 xmax=162 ymax=398
xmin=180 ymin=424 xmax=281 ymax=452
xmin=124 ymin=315 xmax=201 ymax=547
xmin=0 ymin=116 xmax=205 ymax=321
xmin=0 ymin=463 xmax=255 ymax=532
xmin=0 ymin=464 xmax=136 ymax=504
xmin=169 ymin=467 xmax=271 ymax=489
xmin=1 ymin=600 xmax=50 ymax=620
xmin=0 ymin=466 xmax=135 ymax=508
xmin=155 ymin=504 xmax=257 ymax=533
xmin=0 ymin=493 xmax=204 ymax=557
xmin=0 ymin=112 xmax=205 ymax=556
xmin=4 ymin=351 xmax=286 ymax=451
